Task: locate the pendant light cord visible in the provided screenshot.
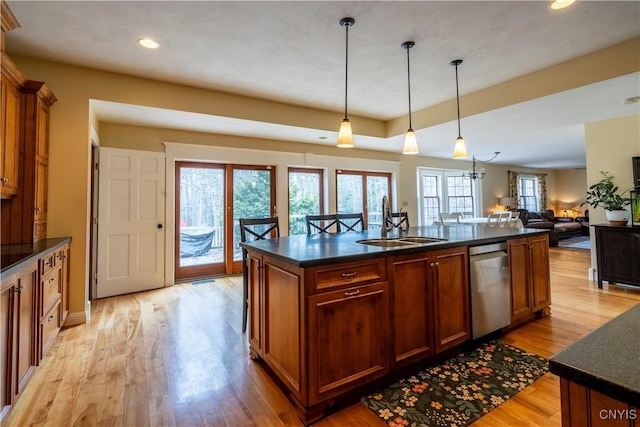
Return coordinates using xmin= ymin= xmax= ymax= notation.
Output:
xmin=344 ymin=23 xmax=349 ymax=120
xmin=406 ymin=46 xmax=412 ymax=129
xmin=455 ymin=63 xmax=461 ymax=138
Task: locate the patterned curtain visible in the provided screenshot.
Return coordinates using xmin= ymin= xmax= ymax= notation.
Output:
xmin=507 ymin=171 xmax=520 ymax=208
xmin=536 ymin=173 xmax=548 ymax=210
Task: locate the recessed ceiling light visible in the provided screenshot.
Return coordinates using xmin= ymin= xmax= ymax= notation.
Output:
xmin=137 ymin=38 xmax=159 ymax=49
xmin=550 ymin=0 xmax=576 ymax=10
xmin=318 ymin=136 xmax=327 ymax=140
xmin=622 ymin=96 xmax=640 ymax=105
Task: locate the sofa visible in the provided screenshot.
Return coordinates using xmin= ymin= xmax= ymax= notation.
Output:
xmin=537 ymin=209 xmax=584 ymax=238
xmin=510 ymin=209 xmax=559 ymax=247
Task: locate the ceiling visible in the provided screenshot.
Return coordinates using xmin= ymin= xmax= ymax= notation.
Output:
xmin=5 ymin=1 xmax=640 ymax=169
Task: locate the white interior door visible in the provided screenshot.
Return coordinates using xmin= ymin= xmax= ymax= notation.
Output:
xmin=97 ymin=147 xmax=166 ymax=298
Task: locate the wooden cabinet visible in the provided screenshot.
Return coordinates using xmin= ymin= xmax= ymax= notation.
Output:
xmin=508 ymin=234 xmax=551 ymax=324
xmin=390 ymin=246 xmax=469 ymax=367
xmin=594 ymin=225 xmax=640 ymax=289
xmin=308 ymin=281 xmax=388 ymax=404
xmin=20 ymin=81 xmax=56 ymax=243
xmin=559 ymin=378 xmax=637 ymax=427
xmin=0 ymin=239 xmax=70 ymax=422
xmin=0 ymin=262 xmax=38 ymax=421
xmin=247 ymin=246 xmax=471 ymax=424
xmin=389 ymin=252 xmax=434 ymax=367
xmin=431 ymin=247 xmax=470 ymax=352
xmin=0 ymin=66 xmax=21 ymax=198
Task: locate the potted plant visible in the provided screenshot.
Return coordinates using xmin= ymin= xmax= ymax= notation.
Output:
xmin=582 ymin=171 xmax=631 ymax=226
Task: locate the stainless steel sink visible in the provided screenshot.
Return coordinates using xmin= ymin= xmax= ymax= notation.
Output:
xmin=356 ymin=239 xmax=417 ymax=247
xmin=398 ymin=237 xmax=446 ymax=244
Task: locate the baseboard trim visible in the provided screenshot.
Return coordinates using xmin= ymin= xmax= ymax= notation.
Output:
xmin=64 ymin=310 xmax=88 ymax=327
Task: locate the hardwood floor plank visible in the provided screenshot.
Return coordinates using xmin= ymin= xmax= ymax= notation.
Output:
xmin=4 ymin=248 xmax=639 ymax=427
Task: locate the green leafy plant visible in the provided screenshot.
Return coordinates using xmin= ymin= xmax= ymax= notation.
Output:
xmin=582 ymin=171 xmax=631 ymax=211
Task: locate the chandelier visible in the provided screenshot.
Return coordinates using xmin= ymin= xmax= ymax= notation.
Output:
xmin=463 ymin=152 xmax=500 ymax=180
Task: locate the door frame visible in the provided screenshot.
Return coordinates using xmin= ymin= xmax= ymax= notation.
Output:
xmin=173 ymin=161 xmax=276 ymax=281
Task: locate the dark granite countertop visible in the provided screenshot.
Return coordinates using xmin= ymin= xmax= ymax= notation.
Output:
xmin=549 ymin=304 xmax=640 ymax=406
xmin=240 ymin=225 xmax=548 ymax=267
xmin=1 ymin=237 xmax=71 ymax=277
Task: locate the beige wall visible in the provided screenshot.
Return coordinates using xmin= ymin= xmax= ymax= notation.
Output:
xmin=9 ymin=40 xmax=635 ymax=323
xmin=585 ymin=114 xmax=640 ymax=273
xmin=553 ymin=168 xmax=587 ymax=216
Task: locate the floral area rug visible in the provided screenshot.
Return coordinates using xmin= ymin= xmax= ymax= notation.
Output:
xmin=361 ymin=340 xmax=548 ymax=427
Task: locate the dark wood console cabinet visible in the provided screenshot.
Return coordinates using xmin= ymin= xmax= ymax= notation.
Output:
xmin=594 ymin=224 xmax=640 ymax=289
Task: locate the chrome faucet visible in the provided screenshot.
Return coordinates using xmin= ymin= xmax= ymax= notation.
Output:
xmin=398 ymin=207 xmax=407 ymax=236
xmin=381 ymin=195 xmax=394 ymax=239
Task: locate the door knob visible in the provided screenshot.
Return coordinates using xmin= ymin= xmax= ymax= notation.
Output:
xmin=157 ymin=224 xmax=163 ymax=229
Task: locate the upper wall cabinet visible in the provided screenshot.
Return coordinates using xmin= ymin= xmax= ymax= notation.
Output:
xmin=1 ymin=54 xmax=25 ymax=199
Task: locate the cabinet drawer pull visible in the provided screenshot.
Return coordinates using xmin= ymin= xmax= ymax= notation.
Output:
xmin=430 ymin=262 xmax=439 ymax=267
xmin=1 ymin=177 xmax=8 ymax=183
xmin=44 ymin=261 xmax=51 ymax=267
xmin=340 ymin=271 xmax=357 ymax=279
xmin=14 ymin=285 xmax=25 ymax=294
xmin=48 ymin=277 xmax=55 ymax=283
xmin=48 ymin=314 xmax=55 ymax=322
xmin=344 ymin=289 xmax=360 ymax=297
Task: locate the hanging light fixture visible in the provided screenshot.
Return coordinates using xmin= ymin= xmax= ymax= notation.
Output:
xmin=401 ymin=41 xmax=419 ymax=155
xmin=463 ymin=152 xmax=500 ymax=180
xmin=337 ymin=17 xmax=355 ymax=148
xmin=451 ymin=59 xmax=468 ymax=159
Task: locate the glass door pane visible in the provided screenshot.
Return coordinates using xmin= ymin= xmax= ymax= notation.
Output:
xmin=175 ymin=162 xmax=225 ymax=280
xmin=288 ymin=168 xmax=323 ymax=235
xmin=336 ymin=173 xmax=363 ymax=214
xmin=366 ymin=175 xmax=390 ymax=230
xmin=232 ymin=167 xmax=274 ymax=262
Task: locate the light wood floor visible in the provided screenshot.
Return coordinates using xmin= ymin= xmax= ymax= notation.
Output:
xmin=5 ymin=247 xmax=640 ymax=427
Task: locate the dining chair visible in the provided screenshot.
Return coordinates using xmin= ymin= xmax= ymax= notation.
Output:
xmin=239 ymin=217 xmax=280 ymax=332
xmin=306 ymin=214 xmax=339 ymax=234
xmin=460 ymin=211 xmax=474 ymax=219
xmin=439 ymin=212 xmax=461 ymax=224
xmin=391 ymin=211 xmax=410 ymax=229
xmin=336 ymin=213 xmax=365 ymax=232
xmin=486 ymin=212 xmax=508 ymax=227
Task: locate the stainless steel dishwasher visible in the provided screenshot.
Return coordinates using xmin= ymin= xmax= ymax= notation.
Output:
xmin=469 ymin=243 xmax=511 ymax=339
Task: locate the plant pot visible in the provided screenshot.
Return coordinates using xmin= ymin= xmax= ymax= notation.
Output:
xmin=605 ymin=209 xmax=629 ymax=226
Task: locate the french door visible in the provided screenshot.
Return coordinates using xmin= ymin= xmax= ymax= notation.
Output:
xmin=175 ymin=162 xmax=275 ymax=281
xmin=336 ymin=170 xmax=391 ymax=230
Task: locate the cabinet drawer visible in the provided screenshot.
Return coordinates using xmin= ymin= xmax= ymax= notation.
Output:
xmin=311 ymin=258 xmax=386 ymax=292
xmin=39 ymin=252 xmax=54 ymax=276
xmin=41 ymin=268 xmax=61 ymax=317
xmin=34 ymin=220 xmax=47 ymax=242
xmin=53 ymin=247 xmax=65 ymax=267
xmin=40 ymin=302 xmax=61 ymax=359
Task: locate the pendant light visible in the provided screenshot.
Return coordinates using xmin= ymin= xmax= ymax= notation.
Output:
xmin=451 ymin=59 xmax=468 ymax=159
xmin=402 ymin=41 xmax=419 ymax=155
xmin=337 ymin=17 xmax=355 ymax=148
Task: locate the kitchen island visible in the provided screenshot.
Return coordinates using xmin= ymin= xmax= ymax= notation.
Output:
xmin=549 ymin=304 xmax=639 ymax=427
xmin=241 ymin=225 xmax=551 ymax=424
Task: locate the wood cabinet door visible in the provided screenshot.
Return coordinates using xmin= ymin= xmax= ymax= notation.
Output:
xmin=508 ymin=238 xmax=532 ymax=322
xmin=1 ymin=77 xmax=20 ymax=197
xmin=15 ymin=265 xmax=37 ymax=395
xmin=0 ymin=275 xmax=16 ymax=418
xmin=431 ymin=247 xmax=470 ymax=353
xmin=308 ymin=282 xmax=388 ymax=405
xmin=34 ymin=159 xmax=47 ymax=222
xmin=529 ymin=234 xmax=551 ymax=312
xmin=247 ymin=251 xmax=263 ymax=357
xmin=389 ymin=253 xmax=433 ymax=367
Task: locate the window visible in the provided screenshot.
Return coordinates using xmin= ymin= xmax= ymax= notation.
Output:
xmin=419 ymin=168 xmax=478 ymax=225
xmin=288 ymin=168 xmax=324 ymax=235
xmin=336 ymin=170 xmax=391 ymax=230
xmin=518 ymin=176 xmax=539 ymax=212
